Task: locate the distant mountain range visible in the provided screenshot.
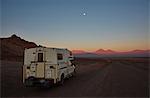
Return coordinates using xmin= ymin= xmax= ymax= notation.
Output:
xmin=72 ymin=49 xmax=150 ymax=58
xmin=0 ymin=34 xmax=149 ymax=61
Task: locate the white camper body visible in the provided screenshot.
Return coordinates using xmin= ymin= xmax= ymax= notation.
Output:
xmin=23 ymin=47 xmax=75 ymax=87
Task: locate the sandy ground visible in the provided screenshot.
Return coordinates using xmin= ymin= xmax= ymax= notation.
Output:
xmin=1 ymin=58 xmax=149 ymax=97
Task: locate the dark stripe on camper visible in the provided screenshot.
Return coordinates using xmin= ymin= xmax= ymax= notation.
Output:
xmin=60 ymin=67 xmax=67 ymax=69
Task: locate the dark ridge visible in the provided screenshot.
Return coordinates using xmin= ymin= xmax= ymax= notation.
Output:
xmin=0 ymin=34 xmax=37 ymax=61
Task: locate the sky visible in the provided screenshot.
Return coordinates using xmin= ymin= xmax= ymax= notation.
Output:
xmin=1 ymin=0 xmax=149 ymax=52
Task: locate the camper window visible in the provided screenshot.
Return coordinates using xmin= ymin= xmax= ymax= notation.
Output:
xmin=57 ymin=53 xmax=63 ymax=60
xmin=38 ymin=53 xmax=43 ymax=62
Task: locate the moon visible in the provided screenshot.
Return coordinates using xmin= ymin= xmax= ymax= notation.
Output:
xmin=82 ymin=12 xmax=87 ymax=16
xmin=83 ymin=13 xmax=86 ymax=16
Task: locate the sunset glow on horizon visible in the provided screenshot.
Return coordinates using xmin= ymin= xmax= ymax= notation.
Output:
xmin=38 ymin=39 xmax=148 ymax=52
xmin=2 ymin=0 xmax=149 ymax=52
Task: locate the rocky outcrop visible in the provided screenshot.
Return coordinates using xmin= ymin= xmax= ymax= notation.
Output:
xmin=0 ymin=34 xmax=37 ymax=61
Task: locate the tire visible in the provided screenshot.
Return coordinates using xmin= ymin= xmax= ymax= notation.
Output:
xmin=60 ymin=74 xmax=64 ymax=85
xmin=25 ymin=79 xmax=33 ymax=87
xmin=25 ymin=77 xmax=34 ymax=87
xmin=72 ymin=69 xmax=76 ymax=77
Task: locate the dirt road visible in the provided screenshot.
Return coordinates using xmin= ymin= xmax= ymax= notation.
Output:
xmin=1 ymin=58 xmax=149 ymax=97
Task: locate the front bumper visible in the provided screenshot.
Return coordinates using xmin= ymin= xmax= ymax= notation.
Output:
xmin=24 ymin=77 xmax=54 ymax=87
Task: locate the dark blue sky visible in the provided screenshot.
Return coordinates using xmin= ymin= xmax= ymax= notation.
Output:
xmin=1 ymin=0 xmax=149 ymax=51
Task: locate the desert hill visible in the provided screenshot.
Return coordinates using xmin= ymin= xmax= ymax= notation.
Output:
xmin=0 ymin=34 xmax=37 ymax=61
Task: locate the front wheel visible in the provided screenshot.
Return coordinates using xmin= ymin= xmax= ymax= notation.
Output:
xmin=59 ymin=74 xmax=64 ymax=85
xmin=72 ymin=69 xmax=76 ymax=77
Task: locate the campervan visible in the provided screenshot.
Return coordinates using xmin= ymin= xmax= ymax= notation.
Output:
xmin=23 ymin=47 xmax=76 ymax=87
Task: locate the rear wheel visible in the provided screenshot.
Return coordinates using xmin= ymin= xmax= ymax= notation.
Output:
xmin=25 ymin=79 xmax=33 ymax=87
xmin=25 ymin=77 xmax=34 ymax=87
xmin=43 ymin=81 xmax=50 ymax=88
